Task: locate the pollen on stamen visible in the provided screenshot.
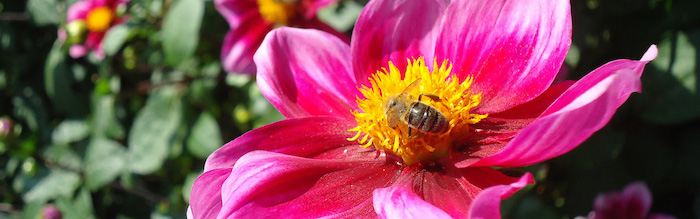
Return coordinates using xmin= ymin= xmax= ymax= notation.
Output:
xmin=348 ymin=57 xmax=487 ymax=165
xmin=86 ymin=7 xmax=114 ymax=32
xmin=257 ymin=0 xmax=297 ymax=26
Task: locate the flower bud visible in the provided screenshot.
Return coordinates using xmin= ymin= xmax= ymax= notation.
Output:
xmin=66 ymin=20 xmax=88 ymax=44
xmin=42 ymin=204 xmax=61 ymax=219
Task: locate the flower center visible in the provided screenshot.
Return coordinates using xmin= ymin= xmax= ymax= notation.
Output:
xmin=86 ymin=7 xmax=114 ymax=32
xmin=348 ymin=57 xmax=487 ymax=165
xmin=257 ymin=0 xmax=297 ymax=26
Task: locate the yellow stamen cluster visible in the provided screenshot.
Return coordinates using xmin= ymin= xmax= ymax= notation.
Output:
xmin=257 ymin=0 xmax=297 ymax=26
xmin=86 ymin=7 xmax=114 ymax=32
xmin=348 ymin=57 xmax=487 ymax=165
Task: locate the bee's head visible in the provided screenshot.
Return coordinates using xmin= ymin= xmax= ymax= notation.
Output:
xmin=383 ymin=95 xmax=405 ymax=114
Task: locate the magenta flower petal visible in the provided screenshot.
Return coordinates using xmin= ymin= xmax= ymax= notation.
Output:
xmin=204 ymin=116 xmax=357 ymax=172
xmin=467 ymin=172 xmax=534 ymax=219
xmin=451 ymin=80 xmax=575 ymax=167
xmin=373 ymin=185 xmax=452 ymax=219
xmin=300 ymin=0 xmax=339 ymax=19
xmin=69 ymin=45 xmax=89 ymax=58
xmin=214 ymin=0 xmax=257 ymax=29
xmin=188 ymin=168 xmax=231 ymax=219
xmin=220 ymin=14 xmax=272 ymax=74
xmin=65 ymin=0 xmax=128 ymax=59
xmin=468 ymin=46 xmax=658 ymax=168
xmin=375 ymin=164 xmax=526 ymax=218
xmin=435 ymin=0 xmax=571 ymax=114
xmin=218 ymin=150 xmax=400 ymax=218
xmin=584 ymin=182 xmax=675 ymax=219
xmin=593 ymin=182 xmax=652 ymax=219
xmin=423 ymin=167 xmax=526 ymax=217
xmin=256 ymin=27 xmax=360 ymax=119
xmin=67 ymin=1 xmax=91 ymax=21
xmin=351 ymin=0 xmax=449 ymax=85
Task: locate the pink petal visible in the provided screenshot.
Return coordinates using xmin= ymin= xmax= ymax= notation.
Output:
xmin=435 ymin=0 xmax=572 ymax=114
xmin=215 ymin=0 xmax=258 ymax=29
xmin=373 ymin=184 xmax=452 ymax=219
xmin=220 ymin=10 xmax=272 ymax=74
xmin=189 ymin=168 xmax=231 ymax=219
xmin=591 ymin=182 xmax=655 ymax=219
xmin=67 ymin=1 xmax=92 ymax=21
xmin=467 ymin=172 xmax=534 ymax=219
xmin=70 ymin=45 xmax=89 ymax=58
xmin=375 ymin=162 xmax=525 ymax=219
xmin=648 ymin=214 xmax=676 ymax=219
xmin=351 ymin=0 xmax=449 ymax=86
xmin=619 ymin=182 xmax=653 ymax=218
xmin=203 ymin=116 xmax=359 ymax=172
xmin=255 ymin=27 xmax=359 ymax=119
xmin=423 ymin=166 xmax=524 ymax=218
xmin=469 ymin=46 xmax=658 ymax=168
xmin=299 ymin=0 xmax=339 ymax=19
xmin=217 ymin=150 xmax=400 ymax=218
xmin=452 ymin=80 xmax=574 ymax=167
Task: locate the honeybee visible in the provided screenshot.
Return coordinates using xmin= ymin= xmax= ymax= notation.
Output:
xmin=383 ymin=79 xmax=448 ymax=137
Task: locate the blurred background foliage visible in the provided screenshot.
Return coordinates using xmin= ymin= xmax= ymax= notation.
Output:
xmin=0 ymin=0 xmax=698 ymax=218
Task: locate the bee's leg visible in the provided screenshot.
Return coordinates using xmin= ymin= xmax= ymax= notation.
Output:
xmin=408 ymin=129 xmax=423 ymax=139
xmin=418 ymin=93 xmax=440 ymax=101
xmin=408 ymin=124 xmax=412 ymax=137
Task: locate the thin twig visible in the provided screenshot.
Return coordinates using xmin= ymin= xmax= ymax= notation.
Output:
xmin=109 ymin=181 xmax=167 ymax=204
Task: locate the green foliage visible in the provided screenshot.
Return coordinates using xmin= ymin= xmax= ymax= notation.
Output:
xmin=127 ymin=87 xmax=182 ymax=174
xmin=23 ymin=169 xmax=80 ymax=203
xmin=102 ymin=24 xmax=133 ymax=56
xmin=186 ymin=112 xmax=222 ymax=159
xmin=161 ymin=0 xmax=204 ymax=67
xmin=26 ymin=0 xmax=62 ymax=25
xmin=85 ymin=138 xmax=127 ymax=190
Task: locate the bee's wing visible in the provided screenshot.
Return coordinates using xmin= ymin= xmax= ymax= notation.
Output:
xmin=401 ymin=79 xmax=422 ymax=94
xmin=385 ymin=108 xmax=400 ymax=128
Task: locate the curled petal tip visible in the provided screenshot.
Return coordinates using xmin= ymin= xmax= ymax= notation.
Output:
xmin=641 ymin=45 xmax=658 ymax=62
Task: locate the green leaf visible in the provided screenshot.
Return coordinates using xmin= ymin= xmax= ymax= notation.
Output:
xmin=44 ymin=41 xmax=90 ymax=116
xmin=102 ymin=24 xmax=132 ymax=56
xmin=21 ymin=201 xmax=44 ymax=219
xmin=12 ymin=86 xmax=49 ymax=134
xmin=161 ymin=0 xmax=203 ymax=66
xmin=55 ymin=190 xmax=95 ymax=219
xmin=127 ymin=87 xmax=182 ymax=174
xmin=250 ymin=84 xmax=285 ymax=128
xmin=85 ymin=138 xmax=127 ymax=190
xmin=56 ymin=197 xmax=80 ymax=219
xmin=93 ymin=95 xmax=125 ymax=139
xmin=43 ymin=144 xmax=82 ymax=171
xmin=186 ymin=112 xmax=222 ymax=158
xmin=23 ymin=169 xmax=81 ymax=203
xmin=74 ymin=189 xmax=95 ymax=218
xmin=26 ymin=0 xmax=61 ymax=25
xmin=317 ymin=0 xmax=363 ymax=32
xmin=51 ymin=119 xmax=90 ymax=144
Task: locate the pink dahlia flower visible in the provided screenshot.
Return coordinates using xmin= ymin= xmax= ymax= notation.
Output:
xmin=215 ymin=0 xmax=348 ymax=74
xmin=577 ymin=182 xmax=674 ymax=219
xmin=42 ymin=204 xmax=62 ymax=219
xmin=66 ymin=0 xmax=128 ymax=59
xmin=189 ymin=0 xmax=658 ymax=218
